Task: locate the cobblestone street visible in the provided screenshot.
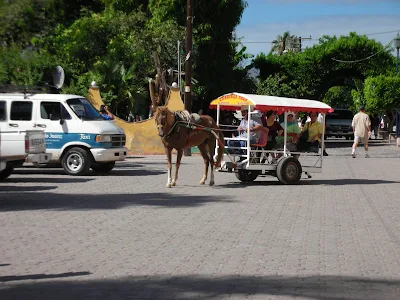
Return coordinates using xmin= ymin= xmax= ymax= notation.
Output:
xmin=1 ymin=143 xmax=400 ymax=299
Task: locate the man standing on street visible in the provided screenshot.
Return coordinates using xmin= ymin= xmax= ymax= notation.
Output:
xmin=351 ymin=105 xmax=371 ymax=158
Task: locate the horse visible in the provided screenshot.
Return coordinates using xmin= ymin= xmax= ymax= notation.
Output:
xmin=153 ymin=106 xmax=225 ymax=187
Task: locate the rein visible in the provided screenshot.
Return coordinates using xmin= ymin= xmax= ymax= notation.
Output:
xmin=157 ymin=112 xmax=237 ymax=167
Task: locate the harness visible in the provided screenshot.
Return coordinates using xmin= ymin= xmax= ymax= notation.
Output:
xmin=157 ymin=110 xmax=237 ymax=167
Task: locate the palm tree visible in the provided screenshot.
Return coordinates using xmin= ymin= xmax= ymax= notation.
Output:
xmin=271 ymin=31 xmax=299 ymax=55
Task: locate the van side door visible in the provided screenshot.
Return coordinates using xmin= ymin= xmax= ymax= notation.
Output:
xmin=8 ymin=100 xmax=36 ymax=131
xmin=37 ymin=101 xmax=72 ymax=152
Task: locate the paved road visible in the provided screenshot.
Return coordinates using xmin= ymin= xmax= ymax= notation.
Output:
xmin=1 ymin=143 xmax=400 ymax=300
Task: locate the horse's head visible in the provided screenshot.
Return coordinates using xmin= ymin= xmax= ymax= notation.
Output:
xmin=154 ymin=106 xmax=174 ymax=138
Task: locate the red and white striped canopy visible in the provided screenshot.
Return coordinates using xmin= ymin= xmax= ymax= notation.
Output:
xmin=209 ymin=93 xmax=334 ymax=114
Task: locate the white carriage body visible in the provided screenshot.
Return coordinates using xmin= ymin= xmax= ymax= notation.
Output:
xmin=209 ymin=93 xmax=334 ymax=184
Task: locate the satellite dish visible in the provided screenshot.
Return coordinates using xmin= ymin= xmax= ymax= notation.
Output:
xmin=52 ymin=66 xmax=65 ymax=89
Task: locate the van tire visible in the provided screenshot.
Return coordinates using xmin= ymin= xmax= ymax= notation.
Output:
xmin=0 ymin=164 xmax=14 ymax=180
xmin=91 ymin=161 xmax=115 ymax=174
xmin=62 ymin=147 xmax=91 ymax=176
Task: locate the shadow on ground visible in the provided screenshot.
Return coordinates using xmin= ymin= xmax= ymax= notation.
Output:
xmin=216 ymin=178 xmax=399 ymax=188
xmin=12 ymin=166 xmax=165 ymax=177
xmin=0 ymin=185 xmax=58 ymax=192
xmin=0 ymin=192 xmax=233 ymax=211
xmin=0 ymin=271 xmax=91 ymax=282
xmin=1 ymin=274 xmax=399 ymax=300
xmin=3 ymin=177 xmax=94 ymax=184
xmin=309 ymin=179 xmax=400 ymax=185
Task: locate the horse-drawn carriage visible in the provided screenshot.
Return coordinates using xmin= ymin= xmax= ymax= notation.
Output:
xmin=210 ymin=93 xmax=334 ymax=185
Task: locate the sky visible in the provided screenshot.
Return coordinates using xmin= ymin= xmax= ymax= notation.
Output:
xmin=235 ymin=0 xmax=400 ymax=57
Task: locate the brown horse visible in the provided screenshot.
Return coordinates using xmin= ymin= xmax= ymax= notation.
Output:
xmin=154 ymin=106 xmax=225 ymax=187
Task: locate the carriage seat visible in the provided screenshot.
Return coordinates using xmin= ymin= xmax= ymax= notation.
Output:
xmin=251 ymin=127 xmax=269 ymax=147
xmin=175 ymin=110 xmax=201 ymax=124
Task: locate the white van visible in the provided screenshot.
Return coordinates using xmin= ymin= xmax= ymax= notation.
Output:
xmin=0 ymin=92 xmax=127 ymax=175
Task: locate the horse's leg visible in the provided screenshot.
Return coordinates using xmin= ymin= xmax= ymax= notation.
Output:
xmin=197 ymin=143 xmax=209 ymax=185
xmin=172 ymin=148 xmax=183 ymax=186
xmin=208 ymin=138 xmax=217 ymax=186
xmin=165 ymin=147 xmax=173 ymax=188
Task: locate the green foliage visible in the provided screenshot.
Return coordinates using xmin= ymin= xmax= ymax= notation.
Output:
xmin=257 ymin=74 xmax=297 ymax=97
xmin=147 ymin=0 xmax=250 ymax=107
xmin=323 ymin=86 xmax=353 ymax=109
xmin=0 ymin=0 xmax=253 ymax=115
xmin=254 ymin=32 xmax=395 ymax=101
xmin=363 ymin=75 xmax=400 ymax=113
xmin=271 ymin=31 xmax=299 ymax=55
xmin=0 ymin=0 xmax=104 ymax=47
xmin=0 ymin=44 xmax=57 ymax=86
xmin=350 ymin=89 xmax=365 ymax=114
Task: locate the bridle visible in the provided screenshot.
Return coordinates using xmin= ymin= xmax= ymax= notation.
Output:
xmin=156 ymin=110 xmax=178 ymax=139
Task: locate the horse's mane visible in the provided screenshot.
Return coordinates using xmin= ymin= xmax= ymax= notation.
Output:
xmin=154 ymin=106 xmax=169 ymax=115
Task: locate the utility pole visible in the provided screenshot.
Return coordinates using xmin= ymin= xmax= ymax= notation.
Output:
xmin=177 ymin=40 xmax=181 ymax=92
xmin=298 ymin=36 xmax=311 ymax=52
xmin=183 ymin=0 xmax=193 ymax=156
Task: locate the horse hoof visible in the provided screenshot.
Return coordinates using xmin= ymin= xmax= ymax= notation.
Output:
xmin=171 ymin=181 xmax=176 ymax=186
xmin=200 ymin=181 xmax=205 ymax=185
xmin=166 ymin=183 xmax=172 ymax=188
xmin=209 ymin=181 xmax=215 ymax=186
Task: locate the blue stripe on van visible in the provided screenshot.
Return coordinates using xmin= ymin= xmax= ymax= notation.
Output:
xmin=45 ymin=132 xmax=111 ymax=149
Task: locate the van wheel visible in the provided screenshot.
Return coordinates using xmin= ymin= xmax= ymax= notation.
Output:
xmin=91 ymin=161 xmax=115 ymax=174
xmin=235 ymin=170 xmax=259 ymax=182
xmin=62 ymin=147 xmax=91 ymax=176
xmin=0 ymin=165 xmax=14 ymax=180
xmin=276 ymin=157 xmax=302 ymax=185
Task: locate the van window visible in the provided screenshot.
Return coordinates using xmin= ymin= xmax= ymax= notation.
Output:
xmin=40 ymin=102 xmax=71 ymax=120
xmin=67 ymin=98 xmax=102 ymax=120
xmin=0 ymin=101 xmax=6 ymax=121
xmin=10 ymin=101 xmax=32 ymax=121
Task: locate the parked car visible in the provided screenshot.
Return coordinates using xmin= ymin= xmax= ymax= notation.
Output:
xmin=325 ymin=108 xmax=354 ymax=140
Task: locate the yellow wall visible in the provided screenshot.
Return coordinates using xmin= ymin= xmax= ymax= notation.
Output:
xmin=88 ymin=85 xmax=184 ymax=155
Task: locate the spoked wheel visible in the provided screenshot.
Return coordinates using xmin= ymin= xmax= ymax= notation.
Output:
xmin=276 ymin=157 xmax=302 ymax=185
xmin=235 ymin=169 xmax=260 ymax=182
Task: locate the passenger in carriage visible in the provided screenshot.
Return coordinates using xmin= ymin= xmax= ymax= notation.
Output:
xmin=298 ymin=112 xmax=329 ymax=156
xmin=262 ymin=110 xmax=284 ymax=151
xmin=227 ymin=106 xmax=263 ymax=153
xmin=275 ymin=111 xmax=301 ymax=151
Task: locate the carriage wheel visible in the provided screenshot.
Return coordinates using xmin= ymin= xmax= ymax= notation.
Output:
xmin=235 ymin=169 xmax=260 ymax=182
xmin=276 ymin=157 xmax=302 ymax=185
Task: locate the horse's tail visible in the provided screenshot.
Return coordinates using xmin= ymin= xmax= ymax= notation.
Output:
xmin=215 ymin=129 xmax=225 ymax=168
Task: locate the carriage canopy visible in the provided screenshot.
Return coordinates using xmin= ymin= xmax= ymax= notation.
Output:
xmin=209 ymin=93 xmax=334 ymax=114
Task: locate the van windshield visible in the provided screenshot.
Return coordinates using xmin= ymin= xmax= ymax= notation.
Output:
xmin=326 ymin=110 xmax=353 ymax=120
xmin=67 ymin=98 xmax=103 ymax=120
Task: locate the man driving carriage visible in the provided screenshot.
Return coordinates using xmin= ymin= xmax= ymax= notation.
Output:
xmin=227 ymin=106 xmax=263 ymax=153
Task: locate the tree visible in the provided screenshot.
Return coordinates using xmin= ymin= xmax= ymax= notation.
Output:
xmin=363 ymin=75 xmax=400 ymax=134
xmin=147 ymin=0 xmax=249 ymax=110
xmin=271 ymin=31 xmax=299 ymax=55
xmin=257 ymin=73 xmax=297 ymax=97
xmin=323 ymin=86 xmax=353 ymax=109
xmin=254 ymin=32 xmax=395 ymax=101
xmin=0 ymin=0 xmax=251 ymax=115
xmin=0 ymin=0 xmax=104 ymax=47
xmin=0 ymin=44 xmax=56 ymax=87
